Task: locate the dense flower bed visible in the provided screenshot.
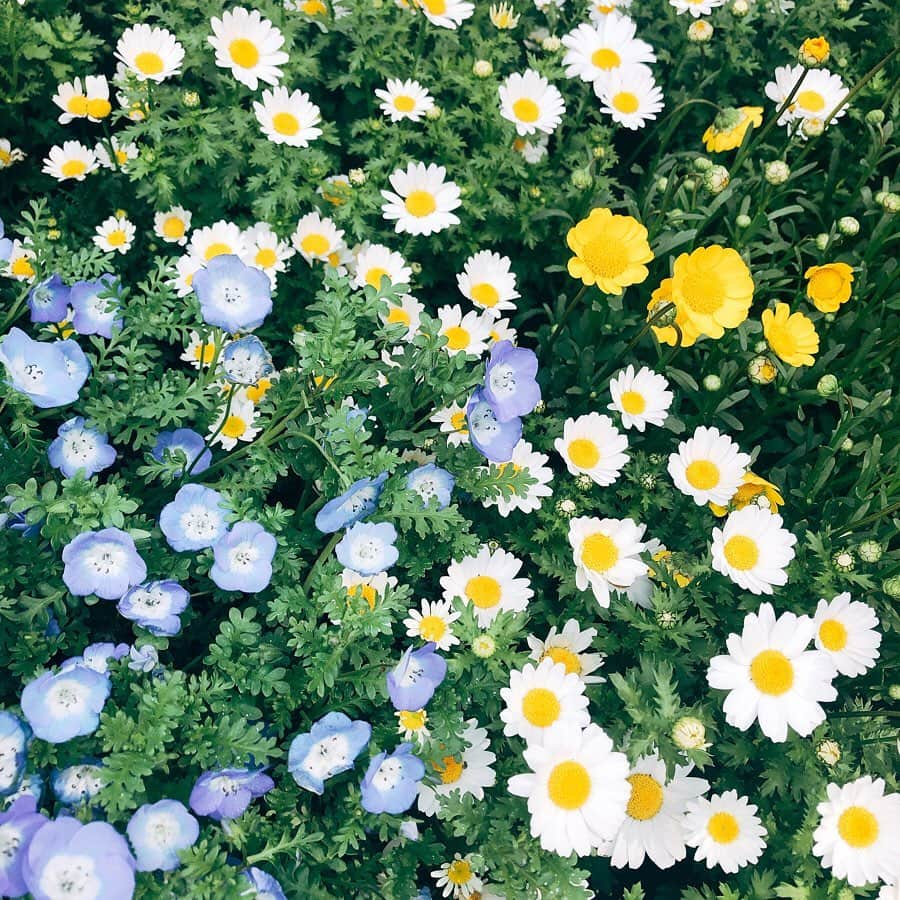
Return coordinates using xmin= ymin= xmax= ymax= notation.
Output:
xmin=0 ymin=0 xmax=898 ymax=897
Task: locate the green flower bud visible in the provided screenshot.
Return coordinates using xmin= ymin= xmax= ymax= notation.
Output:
xmin=571 ymin=169 xmax=593 ymax=189
xmin=693 ymin=156 xmax=713 ymax=172
xmin=857 ymin=540 xmax=883 ymax=563
xmin=748 ymin=355 xmax=777 ymax=385
xmin=425 ymin=105 xmax=443 ymax=120
xmin=887 ymin=683 xmax=900 ymax=699
xmin=732 ymin=0 xmax=749 ymax=15
xmin=816 ymin=739 xmax=841 ymax=766
xmin=883 ymin=576 xmax=900 ymax=599
xmin=182 ymin=90 xmax=200 ymax=108
xmin=815 ymin=232 xmax=831 ymax=251
xmin=556 ymin=498 xmax=577 ymax=517
xmin=704 ymin=165 xmax=730 ymax=194
xmin=837 ymin=216 xmax=859 ymax=236
xmin=688 ymin=20 xmax=713 ymax=41
xmin=865 ymin=109 xmax=885 ymax=126
xmin=840 ymin=437 xmax=854 ymax=452
xmin=882 ymin=192 xmax=900 ymax=213
xmin=736 ymin=213 xmax=752 ymax=228
xmin=682 ymin=178 xmax=697 ymax=192
xmin=764 ymin=160 xmax=790 ymax=185
xmin=703 ymin=374 xmax=722 ymax=391
xmin=473 ymin=60 xmax=493 ymax=78
xmin=657 ymin=610 xmax=678 ymax=629
xmin=672 ymin=717 xmax=710 ymax=750
xmin=816 ymin=374 xmax=840 ymax=397
xmin=472 ymin=635 xmax=496 ymax=658
xmin=655 ymin=176 xmax=669 ymax=191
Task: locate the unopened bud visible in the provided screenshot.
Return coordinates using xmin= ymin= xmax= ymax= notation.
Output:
xmin=816 ymin=739 xmax=841 ymax=766
xmin=837 ymin=216 xmax=859 ymax=236
xmin=764 ymin=160 xmax=790 ymax=185
xmin=736 ymin=213 xmax=752 ymax=228
xmin=703 ymin=374 xmax=722 ymax=391
xmin=473 ymin=60 xmax=493 ymax=78
xmin=816 ymin=374 xmax=840 ymax=397
xmin=672 ymin=717 xmax=710 ymax=750
xmin=857 ymin=540 xmax=883 ymax=563
xmin=688 ymin=20 xmax=713 ymax=42
xmin=748 ymin=355 xmax=777 ymax=385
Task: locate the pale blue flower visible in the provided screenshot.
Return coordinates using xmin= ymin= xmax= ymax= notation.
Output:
xmin=118 ymin=580 xmax=190 ymax=636
xmin=193 ymin=254 xmax=272 ymax=333
xmin=242 ymin=867 xmax=287 ymax=900
xmin=47 ymin=416 xmax=117 ymax=479
xmin=359 ymin=744 xmax=424 ymax=815
xmin=51 ymin=761 xmax=105 ymax=806
xmin=483 ymin=340 xmax=541 ymax=421
xmin=315 ymin=473 xmax=388 ymax=534
xmin=62 ymin=527 xmax=147 ymax=600
xmin=62 ymin=642 xmax=129 ymax=674
xmin=27 ymin=275 xmax=70 ymax=324
xmin=0 ymin=711 xmax=30 ymax=798
xmin=466 ymin=387 xmax=522 ymax=463
xmin=189 ymin=768 xmax=274 ymax=821
xmin=128 ymin=644 xmax=159 ymax=672
xmin=152 ymin=428 xmax=211 ymax=476
xmin=0 ymin=328 xmax=90 ymax=409
xmin=210 ymin=521 xmax=277 ymax=592
xmin=159 ymin=484 xmax=230 ymax=552
xmin=406 ymin=464 xmax=454 ymax=510
xmin=221 ymin=335 xmax=273 ymax=385
xmin=127 ymin=799 xmax=199 ymax=872
xmin=287 ymin=712 xmax=371 ymax=795
xmin=0 ymin=796 xmax=48 ymax=898
xmin=386 ymin=643 xmax=447 ymax=711
xmin=20 ymin=665 xmax=110 ymax=744
xmin=0 ymin=218 xmax=11 ymax=262
xmin=335 ymin=521 xmax=398 ymax=576
xmin=69 ymin=274 xmax=123 ymax=338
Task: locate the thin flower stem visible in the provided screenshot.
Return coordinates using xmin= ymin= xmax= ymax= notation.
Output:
xmin=592 ymin=302 xmax=678 ymax=387
xmin=543 ymin=284 xmax=588 ymax=355
xmin=183 ymin=388 xmax=235 ymax=481
xmin=292 ymin=430 xmax=348 ymax=486
xmin=0 ymin=282 xmax=33 ymax=332
xmin=302 ymin=531 xmax=342 ymax=593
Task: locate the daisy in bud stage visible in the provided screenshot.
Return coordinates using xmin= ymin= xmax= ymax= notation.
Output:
xmin=457 ymin=250 xmax=520 ymax=315
xmin=127 ymin=800 xmax=199 ymax=872
xmin=684 ymin=790 xmax=767 ymax=873
xmin=159 ymin=484 xmax=231 ymax=552
xmin=354 ymin=244 xmax=412 ymax=291
xmin=404 ymin=598 xmax=460 ymax=650
xmin=253 ymin=86 xmax=322 ymax=147
xmin=116 ymin=23 xmax=185 ymax=82
xmin=568 ymin=516 xmax=648 ymax=607
xmin=93 ymin=215 xmax=136 ymax=255
xmin=597 ymin=64 xmax=665 ymax=129
xmin=210 ymin=521 xmax=277 ymax=592
xmin=508 ymin=723 xmax=630 ymax=856
xmin=360 ymin=744 xmax=425 ymax=815
xmin=707 ymin=602 xmax=837 ymax=742
xmin=375 ymin=78 xmax=435 ymax=122
xmin=608 ymin=364 xmax=673 ymax=431
xmin=526 ymin=619 xmax=605 ymax=684
xmin=812 ymin=592 xmax=881 ymax=677
xmin=561 ymin=18 xmax=656 ymax=86
xmin=762 ymin=302 xmax=819 ymax=367
xmin=805 ymin=262 xmax=853 ymax=312
xmin=193 ymin=254 xmax=273 ymax=332
xmin=555 ymin=412 xmax=629 ymax=485
xmin=703 ymin=106 xmax=763 ymax=152
xmin=62 ymin=528 xmax=147 ymax=600
xmin=288 ymin=712 xmax=372 ymax=795
xmin=499 ymin=70 xmax=566 ymax=136
xmin=42 ymin=140 xmax=97 ymax=181
xmin=208 ymin=7 xmax=289 ymax=90
xmin=413 ymin=0 xmax=475 ymax=29
xmin=48 ymin=417 xmax=116 ymax=479
xmin=381 ymin=161 xmax=461 ymax=236
xmin=668 ymin=425 xmax=750 ymax=507
xmin=189 ymin=768 xmax=274 ymax=821
xmin=566 ymin=207 xmax=653 ymax=292
xmin=482 ymin=439 xmax=554 ymax=517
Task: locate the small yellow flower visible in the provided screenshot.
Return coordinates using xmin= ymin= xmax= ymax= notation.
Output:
xmin=805 ymin=262 xmax=853 ymax=312
xmin=702 ymin=106 xmax=763 ymax=153
xmin=710 ymin=471 xmax=784 ymax=516
xmin=762 ymin=302 xmax=819 ymax=367
xmin=799 ymin=36 xmax=830 ymax=66
xmin=566 ymin=207 xmax=654 ymax=294
xmin=489 ymin=2 xmax=519 ymax=28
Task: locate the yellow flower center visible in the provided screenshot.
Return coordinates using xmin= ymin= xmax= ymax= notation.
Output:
xmin=723 ymin=535 xmax=759 ymax=571
xmin=193 ymin=343 xmax=215 ymax=364
xmin=567 ymin=438 xmax=600 ymax=469
xmin=581 ymin=236 xmax=630 ymax=278
xmin=612 ymin=92 xmax=640 ymax=114
xmin=398 ymin=708 xmax=426 ymax=731
xmin=0 ymin=148 xmax=11 ymax=165
xmin=404 ymin=190 xmax=437 ymax=218
xmin=87 ymin=98 xmax=111 ymax=119
xmin=245 ymin=378 xmax=273 ymax=403
xmin=521 ymin=687 xmax=561 ymax=727
xmin=444 ymin=326 xmax=470 ymax=351
xmin=418 ymin=614 xmax=447 ymax=642
xmin=512 ymin=97 xmax=540 ymax=122
xmin=450 ymin=411 xmax=467 ymax=432
xmin=470 ymin=282 xmax=500 ymax=307
xmin=581 ymin=532 xmax=619 ymax=572
xmin=464 ymin=575 xmax=501 ymax=609
xmin=61 ymin=159 xmax=87 ymax=178
xmin=255 ymin=248 xmax=278 ymax=268
xmin=302 ymin=0 xmax=327 ymax=13
xmin=750 ymin=649 xmax=794 ymax=695
xmin=421 ymin=0 xmax=447 ymax=12
xmin=540 ymin=646 xmax=582 ymax=675
xmin=134 ymin=51 xmax=165 ymax=75
xmin=300 ymin=233 xmax=330 ymax=257
xmin=435 ymin=755 xmax=464 ymax=785
xmin=272 ymin=112 xmax=300 ymax=136
xmin=837 ymin=806 xmax=879 ymax=848
xmin=547 ymin=761 xmax=592 ymax=810
xmin=681 ymin=270 xmax=725 ymax=314
xmin=106 ymin=229 xmax=128 ymax=247
xmin=204 ymin=242 xmax=232 ymax=260
xmin=229 ymin=38 xmax=260 ymax=69
xmin=626 ymin=773 xmax=664 ymax=820
xmin=67 ymin=95 xmax=89 ymax=115
xmin=365 ymin=267 xmax=390 ymax=288
xmin=591 ymin=47 xmax=621 ymax=69
xmin=818 ymin=618 xmax=848 ymax=651
xmin=393 ymin=95 xmax=416 ymax=113
xmin=446 ymin=859 xmax=472 ymax=885
xmin=685 ymin=459 xmax=720 ymax=490
xmin=11 ymin=257 xmax=35 ymax=277
xmin=348 ymin=583 xmax=378 ymax=609
xmin=620 ymin=390 xmax=646 ymax=414
xmin=707 ymin=811 xmax=740 ymax=844
xmin=222 ymin=415 xmax=247 ymax=438
xmin=386 ymin=306 xmax=411 ymax=326
xmin=797 ymin=90 xmax=825 ymax=112
xmin=162 ymin=217 xmax=185 ymax=239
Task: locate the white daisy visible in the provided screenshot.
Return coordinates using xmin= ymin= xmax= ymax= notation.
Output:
xmin=499 ymin=70 xmax=566 ymax=136
xmin=341 ymin=569 xmax=398 ymax=612
xmin=381 ymin=161 xmax=462 ymax=236
xmin=513 ymin=134 xmax=549 ymax=164
xmin=253 ymin=86 xmax=322 ymax=147
xmin=52 ymin=75 xmax=111 ymax=124
xmin=569 ymin=516 xmax=647 ymax=607
xmin=707 ymin=602 xmax=837 ymax=742
xmin=555 ymin=412 xmax=629 ymax=486
xmin=241 ymin=222 xmax=294 ymax=282
xmin=711 ymin=506 xmax=797 ymax=595
xmin=354 ymin=244 xmax=412 ymax=291
xmin=436 ymin=305 xmax=492 ymax=357
xmin=116 ymin=23 xmax=185 ymax=82
xmin=380 ymin=294 xmax=424 ymax=341
xmin=765 ymin=65 xmax=849 ymax=127
xmin=396 ymin=708 xmax=430 ymax=743
xmin=0 ymin=138 xmax=26 ymax=169
xmin=94 ymin=138 xmax=138 ymax=171
xmin=605 ymin=754 xmax=709 ymax=870
xmin=501 ymin=659 xmax=590 ymax=746
xmin=154 ymin=208 xmax=192 ymax=246
xmin=4 ymin=241 xmax=36 ymax=281
xmin=669 ymin=0 xmax=725 ymax=15
xmin=170 ymin=254 xmax=204 ymax=298
xmin=440 ymin=544 xmax=533 ymax=627
xmin=812 ymin=592 xmax=881 ymax=678
xmin=431 ymin=402 xmax=470 ymax=447
xmin=93 ymin=215 xmax=136 ymax=255
xmin=208 ymin=7 xmax=289 ymax=90
xmin=42 ymin=141 xmax=97 ymax=182
xmin=684 ymin=790 xmax=767 ymax=874
xmin=456 ymin=250 xmax=520 ymax=315
xmin=812 ymin=776 xmax=900 ymax=887
xmin=414 ymin=0 xmax=475 ymax=29
xmin=188 ymin=220 xmax=247 ymax=263
xmin=597 ymin=64 xmax=665 ymax=130
xmin=561 ymin=18 xmax=656 ymax=86
xmin=375 ymin=78 xmax=435 ymax=122
xmin=209 ymin=397 xmax=260 ymax=450
xmin=508 ymin=723 xmax=631 ymax=856
xmin=431 ymin=854 xmax=483 ymax=899
xmin=487 ymin=316 xmax=518 ymax=346
xmin=291 ymin=211 xmax=345 ymax=264
xmin=668 ymin=425 xmax=750 ymax=507
xmin=404 ymin=598 xmax=460 ymax=651
xmin=181 ymin=331 xmax=219 ymax=369
xmin=608 ymin=364 xmax=673 ymax=431
xmin=588 ymin=0 xmax=634 ymax=22
xmin=526 ymin=618 xmax=605 ymax=684
xmin=482 ymin=439 xmax=554 ymax=517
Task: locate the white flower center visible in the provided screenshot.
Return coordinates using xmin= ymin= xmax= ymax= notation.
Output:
xmin=38 ymin=853 xmax=101 ymax=900
xmin=229 ymin=541 xmax=259 ymax=570
xmin=353 ymin=538 xmax=383 ymax=563
xmin=145 ymin=811 xmax=181 ymax=849
xmin=0 ymin=823 xmax=22 ymax=862
xmin=85 ymin=542 xmax=127 ymax=576
xmin=398 ymin=658 xmax=424 ymax=687
xmin=371 ymin=759 xmax=403 ymax=792
xmin=304 ymin=734 xmax=351 ymax=779
xmin=127 ymin=585 xmax=167 ymax=614
xmin=488 ymin=363 xmax=517 ymax=398
xmin=47 ymin=679 xmax=89 ymax=715
xmin=180 ymin=506 xmax=222 ymax=540
xmin=62 ymin=431 xmax=98 ymax=463
xmin=20 ymin=361 xmax=46 ymax=388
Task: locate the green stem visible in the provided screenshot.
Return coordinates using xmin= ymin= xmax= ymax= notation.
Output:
xmin=543 ymin=284 xmax=588 ymax=355
xmin=293 ymin=430 xmax=348 ymax=486
xmin=592 ymin=302 xmax=678 ymax=386
xmin=182 ymin=389 xmax=235 ymax=481
xmin=0 ymin=282 xmax=34 ymax=332
xmin=302 ymin=532 xmax=342 ymax=593
xmin=838 ymin=500 xmax=900 ymax=534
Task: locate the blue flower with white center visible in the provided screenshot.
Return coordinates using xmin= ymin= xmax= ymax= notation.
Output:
xmin=151 ymin=428 xmax=212 ymax=476
xmin=315 ymin=473 xmax=389 ymax=534
xmin=287 ymin=712 xmax=372 ymax=795
xmin=61 ymin=642 xmax=129 ymax=675
xmin=466 ymin=387 xmax=522 ymax=463
xmin=27 ymin=275 xmax=70 ymax=324
xmin=359 ymin=743 xmax=425 ymax=815
xmin=69 ymin=274 xmax=124 ymax=338
xmin=20 ymin=664 xmax=110 ymax=744
xmin=386 ymin=643 xmax=447 ymax=711
xmin=126 ymin=799 xmax=199 ymax=872
xmin=51 ymin=761 xmax=105 ymax=806
xmin=21 ymin=818 xmax=136 ymax=900
xmin=47 ymin=417 xmax=117 ymax=479
xmin=62 ymin=527 xmax=147 ymax=600
xmin=159 ymin=484 xmax=231 ymax=552
xmin=335 ymin=521 xmax=399 ymax=576
xmin=189 ymin=768 xmax=274 ymax=821
xmin=4 ymin=772 xmax=43 ymax=807
xmin=128 ymin=644 xmax=159 ymax=673
xmin=117 ymin=580 xmax=190 ymax=636
xmin=483 ymin=340 xmax=541 ymax=421
xmin=242 ymin=866 xmax=287 ymax=900
xmin=193 ymin=254 xmax=272 ymax=333
xmin=0 ymin=712 xmax=30 ymax=798
xmin=0 ymin=796 xmax=48 ymax=898
xmin=0 ymin=328 xmax=90 ymax=409
xmin=221 ymin=335 xmax=273 ymax=385
xmin=210 ymin=521 xmax=277 ymax=593
xmin=0 ymin=218 xmax=11 ymax=261
xmin=406 ymin=464 xmax=454 ymax=510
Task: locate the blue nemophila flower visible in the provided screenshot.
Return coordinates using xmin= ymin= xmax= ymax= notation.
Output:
xmin=0 ymin=218 xmax=11 ymax=261
xmin=287 ymin=711 xmax=372 ymax=795
xmin=315 ymin=473 xmax=389 ymax=534
xmin=63 ymin=641 xmax=130 ymax=674
xmin=242 ymin=866 xmax=287 ymax=900
xmin=21 ymin=818 xmax=136 ymax=900
xmin=160 ymin=484 xmax=231 ymax=552
xmin=62 ymin=527 xmax=147 ymax=599
xmin=118 ymin=580 xmax=190 ymax=636
xmin=406 ymin=464 xmax=455 ymax=510
xmin=335 ymin=521 xmax=399 ymax=576
xmin=483 ymin=340 xmax=541 ymax=421
xmin=48 ymin=417 xmax=117 ymax=479
xmin=189 ymin=768 xmax=275 ymax=821
xmin=152 ymin=428 xmax=212 ymax=476
xmin=5 ymin=772 xmax=44 ymax=808
xmin=128 ymin=644 xmax=159 ymax=673
xmin=466 ymin=387 xmax=522 ymax=463
xmin=27 ymin=275 xmax=70 ymax=324
xmin=51 ymin=761 xmax=105 ymax=806
xmin=0 ymin=711 xmax=30 ymax=798
xmin=0 ymin=796 xmax=48 ymax=898
xmin=193 ymin=254 xmax=272 ymax=333
xmin=0 ymin=327 xmax=90 ymax=408
xmin=221 ymin=334 xmax=273 ymax=385
xmin=359 ymin=743 xmax=425 ymax=815
xmin=127 ymin=799 xmax=199 ymax=872
xmin=386 ymin=643 xmax=447 ymax=711
xmin=69 ymin=274 xmax=123 ymax=338
xmin=210 ymin=521 xmax=277 ymax=592
xmin=20 ymin=664 xmax=110 ymax=744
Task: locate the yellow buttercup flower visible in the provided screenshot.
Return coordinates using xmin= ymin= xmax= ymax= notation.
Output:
xmin=648 ymin=278 xmax=700 ymax=348
xmin=710 ymin=471 xmax=785 ymax=517
xmin=702 ymin=106 xmax=763 ymax=153
xmin=805 ymin=262 xmax=853 ymax=312
xmin=566 ymin=207 xmax=654 ymax=294
xmin=669 ymin=245 xmax=754 ymax=340
xmin=762 ymin=302 xmax=819 ymax=367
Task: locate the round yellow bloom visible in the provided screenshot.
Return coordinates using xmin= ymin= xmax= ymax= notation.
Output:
xmin=670 ymin=245 xmax=754 ymax=340
xmin=762 ymin=302 xmax=819 ymax=367
xmin=702 ymin=106 xmax=763 ymax=153
xmin=566 ymin=207 xmax=654 ymax=294
xmin=799 ymin=36 xmax=830 ymax=66
xmin=805 ymin=262 xmax=853 ymax=312
xmin=710 ymin=471 xmax=784 ymax=517
xmin=648 ymin=278 xmax=700 ymax=348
